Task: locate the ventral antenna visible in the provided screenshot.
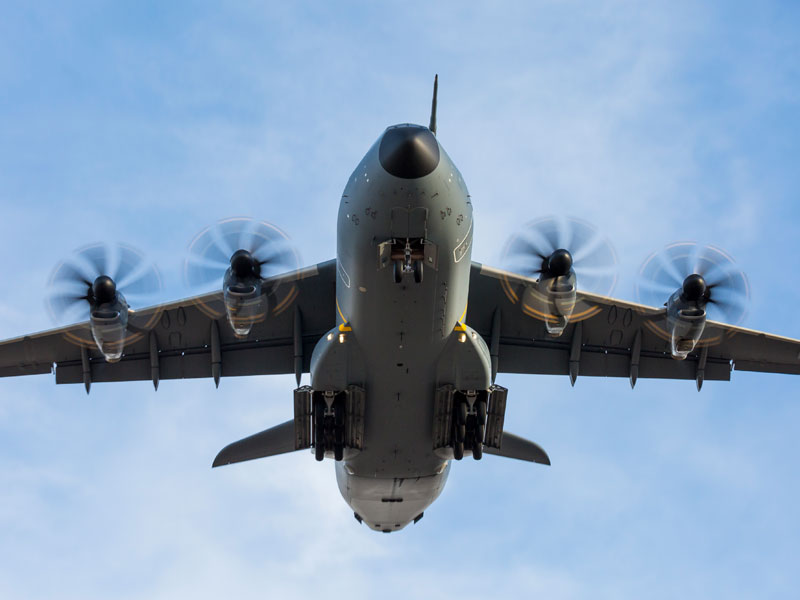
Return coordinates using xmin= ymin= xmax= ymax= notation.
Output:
xmin=429 ymin=74 xmax=438 ymax=135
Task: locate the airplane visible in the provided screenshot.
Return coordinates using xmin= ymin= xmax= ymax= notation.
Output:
xmin=2 ymin=76 xmax=800 ymax=533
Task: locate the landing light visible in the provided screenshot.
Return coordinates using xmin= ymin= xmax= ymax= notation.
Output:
xmin=327 ymin=333 xmax=334 ymax=341
xmin=339 ymin=333 xmax=346 ymax=344
xmin=458 ymin=333 xmax=467 ymax=343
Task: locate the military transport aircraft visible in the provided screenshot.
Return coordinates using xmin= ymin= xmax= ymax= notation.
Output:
xmin=2 ymin=77 xmax=800 ymax=533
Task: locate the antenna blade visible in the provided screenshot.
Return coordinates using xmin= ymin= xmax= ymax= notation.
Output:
xmin=429 ymin=74 xmax=438 ymax=135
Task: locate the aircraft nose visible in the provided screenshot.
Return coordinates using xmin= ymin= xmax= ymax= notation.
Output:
xmin=378 ymin=125 xmax=440 ymax=179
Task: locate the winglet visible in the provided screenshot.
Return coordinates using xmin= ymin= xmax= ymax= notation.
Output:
xmin=429 ymin=74 xmax=438 ymax=135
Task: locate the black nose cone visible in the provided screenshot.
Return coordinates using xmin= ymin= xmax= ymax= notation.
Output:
xmin=379 ymin=125 xmax=440 ymax=179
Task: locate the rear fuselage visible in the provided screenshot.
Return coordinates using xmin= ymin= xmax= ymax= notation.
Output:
xmin=314 ymin=124 xmax=477 ymax=532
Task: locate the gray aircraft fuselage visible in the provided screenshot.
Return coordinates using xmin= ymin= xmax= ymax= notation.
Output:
xmin=309 ymin=124 xmax=489 ymax=532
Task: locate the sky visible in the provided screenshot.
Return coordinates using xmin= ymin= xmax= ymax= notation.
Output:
xmin=1 ymin=1 xmax=800 ymax=598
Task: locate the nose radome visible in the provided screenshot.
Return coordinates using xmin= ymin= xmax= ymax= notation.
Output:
xmin=378 ymin=125 xmax=440 ymax=179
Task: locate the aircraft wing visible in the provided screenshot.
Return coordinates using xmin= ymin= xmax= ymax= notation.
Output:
xmin=467 ymin=262 xmax=800 ymax=387
xmin=0 ymin=260 xmax=336 ymax=387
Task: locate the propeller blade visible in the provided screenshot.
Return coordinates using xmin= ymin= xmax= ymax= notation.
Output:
xmin=46 ymin=243 xmax=162 ymax=324
xmin=184 ymin=218 xmax=300 ymax=293
xmin=636 ymin=242 xmax=749 ymax=324
xmin=503 ymin=216 xmax=618 ymax=296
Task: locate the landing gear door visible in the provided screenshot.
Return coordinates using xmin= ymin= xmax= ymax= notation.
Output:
xmin=377 ymin=240 xmax=392 ymax=270
xmin=391 ymin=207 xmax=410 ymax=239
xmin=409 ymin=207 xmax=428 ymax=239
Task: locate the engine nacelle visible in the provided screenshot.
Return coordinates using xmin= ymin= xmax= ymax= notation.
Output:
xmin=665 ymin=288 xmax=706 ymax=359
xmin=89 ymin=295 xmax=130 ymax=362
xmin=223 ymin=271 xmax=265 ymax=337
xmin=522 ymin=271 xmax=577 ymax=337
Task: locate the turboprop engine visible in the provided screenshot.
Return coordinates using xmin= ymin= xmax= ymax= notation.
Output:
xmin=504 ymin=216 xmax=618 ymax=337
xmin=223 ymin=249 xmax=265 ymax=337
xmin=184 ymin=218 xmax=300 ymax=338
xmin=46 ymin=243 xmax=162 ymax=362
xmin=637 ymin=242 xmax=750 ymax=360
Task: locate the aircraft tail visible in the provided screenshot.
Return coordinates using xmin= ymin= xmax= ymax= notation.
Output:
xmin=429 ymin=74 xmax=438 ymax=135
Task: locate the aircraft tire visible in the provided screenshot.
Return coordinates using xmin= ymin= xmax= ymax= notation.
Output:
xmin=456 ymin=400 xmax=467 ymax=425
xmin=334 ymin=399 xmax=345 ymax=428
xmin=476 ymin=398 xmax=487 ymax=425
xmin=413 ymin=260 xmax=423 ymax=283
xmin=454 ymin=441 xmax=464 ymax=460
xmin=334 ymin=443 xmax=344 ymax=461
xmin=475 ymin=423 xmax=485 ymax=443
xmin=472 ymin=442 xmax=483 ymax=461
xmin=315 ymin=443 xmax=325 ymax=461
xmin=455 ymin=423 xmax=466 ymax=442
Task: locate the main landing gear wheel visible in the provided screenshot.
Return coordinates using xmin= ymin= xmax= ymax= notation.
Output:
xmin=476 ymin=398 xmax=487 ymax=425
xmin=472 ymin=440 xmax=483 ymax=460
xmin=413 ymin=260 xmax=423 ymax=283
xmin=313 ymin=394 xmax=326 ymax=462
xmin=454 ymin=440 xmax=464 ymax=460
xmin=456 ymin=400 xmax=467 ymax=425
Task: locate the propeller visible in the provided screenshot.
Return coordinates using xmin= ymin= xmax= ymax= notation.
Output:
xmin=636 ymin=242 xmax=749 ymax=324
xmin=184 ymin=218 xmax=300 ymax=291
xmin=502 ymin=216 xmax=618 ymax=295
xmin=46 ymin=243 xmax=162 ymax=324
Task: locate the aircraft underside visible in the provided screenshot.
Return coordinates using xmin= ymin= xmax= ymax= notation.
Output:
xmin=3 ymin=78 xmax=797 ymax=534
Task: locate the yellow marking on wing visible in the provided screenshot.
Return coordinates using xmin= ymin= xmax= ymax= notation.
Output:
xmin=339 ymin=323 xmax=352 ymax=332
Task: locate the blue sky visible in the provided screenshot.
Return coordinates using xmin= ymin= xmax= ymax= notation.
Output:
xmin=1 ymin=2 xmax=800 ymax=598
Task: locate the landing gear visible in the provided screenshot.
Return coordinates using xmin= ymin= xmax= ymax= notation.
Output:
xmin=454 ymin=440 xmax=464 ymax=460
xmin=390 ymin=238 xmax=425 ymax=284
xmin=451 ymin=392 xmax=488 ymax=461
xmin=313 ymin=392 xmax=347 ymax=462
xmin=314 ymin=394 xmax=326 ymax=462
xmin=472 ymin=440 xmax=482 ymax=460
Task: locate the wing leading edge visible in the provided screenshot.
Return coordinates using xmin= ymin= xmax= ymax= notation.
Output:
xmin=467 ymin=262 xmax=800 ymax=387
xmin=0 ymin=260 xmax=336 ymax=388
